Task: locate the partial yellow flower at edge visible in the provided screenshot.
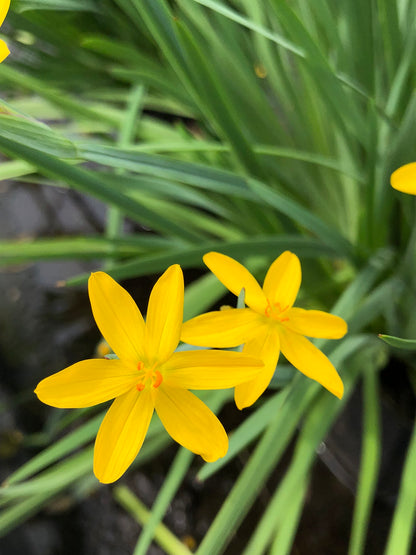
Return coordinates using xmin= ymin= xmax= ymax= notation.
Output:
xmin=390 ymin=162 xmax=416 ymax=195
xmin=181 ymin=251 xmax=347 ymax=409
xmin=35 ymin=266 xmax=264 ymax=484
xmin=0 ymin=0 xmax=11 ymax=63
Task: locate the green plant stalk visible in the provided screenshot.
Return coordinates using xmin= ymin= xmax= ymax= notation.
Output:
xmin=113 ymin=485 xmax=193 ymax=555
xmin=269 ymin=473 xmax=309 ymax=555
xmin=348 ymin=370 xmax=381 ymax=555
xmin=242 ymin=469 xmax=309 ymax=555
xmin=0 ymin=136 xmax=201 ymax=242
xmin=240 ymin=344 xmax=369 ymax=555
xmin=384 ymin=416 xmax=416 ymax=555
xmin=106 ymin=84 xmax=145 ymax=264
xmin=132 ymin=448 xmax=193 ymax=555
xmin=194 ymin=376 xmax=318 ymax=555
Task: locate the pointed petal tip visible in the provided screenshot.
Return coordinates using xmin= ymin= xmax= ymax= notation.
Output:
xmin=201 ymin=444 xmax=228 ymax=462
xmin=333 ymin=381 xmax=344 ymax=399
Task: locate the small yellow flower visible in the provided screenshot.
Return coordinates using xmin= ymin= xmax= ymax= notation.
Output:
xmin=182 ymin=252 xmax=347 ymax=409
xmin=35 ymin=266 xmax=263 ymax=483
xmin=390 ymin=162 xmax=416 ymax=195
xmin=0 ymin=0 xmax=10 ymax=63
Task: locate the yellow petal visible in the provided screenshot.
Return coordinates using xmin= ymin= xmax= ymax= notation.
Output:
xmin=145 ymin=264 xmax=184 ymax=364
xmin=0 ymin=0 xmax=10 ymax=27
xmin=391 ymin=162 xmax=416 ymax=195
xmin=284 ymin=308 xmax=347 ymax=339
xmin=88 ymin=272 xmax=145 ymax=364
xmin=162 ymin=350 xmax=264 ymax=389
xmin=0 ymin=40 xmax=10 ymax=63
xmin=154 ymin=386 xmax=228 ymax=462
xmin=279 ymin=327 xmax=344 ymax=399
xmin=263 ymin=251 xmax=301 ymax=310
xmin=34 ymin=359 xmax=138 ymax=408
xmin=181 ymin=308 xmax=264 ymax=347
xmin=234 ymin=328 xmax=280 ymax=409
xmin=203 ymin=252 xmax=267 ymax=313
xmin=94 ymin=387 xmax=154 ymax=483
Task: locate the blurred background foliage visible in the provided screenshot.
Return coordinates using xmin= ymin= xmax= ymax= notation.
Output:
xmin=0 ymin=0 xmax=415 ymax=553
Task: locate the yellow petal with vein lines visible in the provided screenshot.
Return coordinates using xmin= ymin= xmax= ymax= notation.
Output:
xmin=94 ymin=388 xmax=154 ymax=483
xmin=154 ymin=386 xmax=228 ymax=462
xmin=279 ymin=327 xmax=344 ymax=398
xmin=235 ymin=328 xmax=280 ymax=409
xmin=89 ymin=272 xmax=145 ymax=364
xmin=0 ymin=40 xmax=10 ymax=63
xmin=391 ymin=162 xmax=416 ymax=195
xmin=145 ymin=264 xmax=183 ymax=364
xmin=162 ymin=350 xmax=263 ymax=389
xmin=263 ymin=251 xmax=301 ymax=310
xmin=203 ymin=252 xmax=267 ymax=313
xmin=181 ymin=308 xmax=264 ymax=347
xmin=285 ymin=308 xmax=347 ymax=339
xmin=0 ymin=0 xmax=10 ymax=26
xmin=34 ymin=359 xmax=138 ymax=408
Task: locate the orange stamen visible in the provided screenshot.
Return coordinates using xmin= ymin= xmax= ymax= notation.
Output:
xmin=137 ymin=361 xmax=144 ymax=371
xmin=136 ymin=383 xmax=145 ymax=391
xmin=153 ymin=371 xmax=163 ymax=388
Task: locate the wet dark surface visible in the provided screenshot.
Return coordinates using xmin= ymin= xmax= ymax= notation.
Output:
xmin=0 ymin=180 xmax=415 ymax=554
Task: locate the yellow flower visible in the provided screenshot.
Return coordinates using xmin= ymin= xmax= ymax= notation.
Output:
xmin=35 ymin=266 xmax=263 ymax=483
xmin=391 ymin=162 xmax=416 ymax=195
xmin=182 ymin=252 xmax=347 ymax=409
xmin=0 ymin=0 xmax=10 ymax=63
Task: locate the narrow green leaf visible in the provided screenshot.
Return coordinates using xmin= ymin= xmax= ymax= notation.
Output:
xmin=190 ymin=0 xmax=305 ymax=56
xmin=0 ymin=114 xmax=76 ymax=158
xmin=64 ymin=235 xmax=338 ymax=286
xmin=133 ymin=448 xmax=194 ymax=555
xmin=378 ymin=334 xmax=416 ymax=351
xmin=114 ymin=486 xmax=193 ymax=555
xmin=0 ymin=236 xmax=175 ymax=266
xmin=348 ymin=371 xmax=381 ymax=555
xmin=3 ymin=414 xmax=102 ymax=486
xmin=197 ymin=390 xmax=287 ymax=481
xmin=384 ymin=417 xmax=416 ymax=555
xmin=0 ymin=136 xmax=201 ymax=243
xmin=14 ymin=0 xmax=99 ymax=11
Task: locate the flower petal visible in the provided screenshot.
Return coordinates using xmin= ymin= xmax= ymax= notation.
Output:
xmin=34 ymin=359 xmax=138 ymax=408
xmin=162 ymin=350 xmax=264 ymax=389
xmin=0 ymin=0 xmax=10 ymax=27
xmin=279 ymin=327 xmax=344 ymax=399
xmin=203 ymin=252 xmax=267 ymax=313
xmin=263 ymin=251 xmax=301 ymax=310
xmin=145 ymin=264 xmax=184 ymax=364
xmin=94 ymin=387 xmax=154 ymax=483
xmin=285 ymin=308 xmax=347 ymax=339
xmin=0 ymin=40 xmax=10 ymax=63
xmin=181 ymin=308 xmax=264 ymax=347
xmin=234 ymin=328 xmax=280 ymax=409
xmin=88 ymin=272 xmax=145 ymax=364
xmin=154 ymin=386 xmax=228 ymax=461
xmin=391 ymin=162 xmax=416 ymax=195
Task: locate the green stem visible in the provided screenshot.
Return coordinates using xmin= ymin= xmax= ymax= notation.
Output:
xmin=105 ymin=84 xmax=145 ymax=267
xmin=384 ymin=417 xmax=416 ymax=555
xmin=348 ymin=370 xmax=381 ymax=555
xmin=113 ymin=485 xmax=193 ymax=555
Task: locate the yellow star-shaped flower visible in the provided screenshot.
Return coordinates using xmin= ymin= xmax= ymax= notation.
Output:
xmin=0 ymin=0 xmax=10 ymax=63
xmin=182 ymin=252 xmax=347 ymax=409
xmin=35 ymin=265 xmax=263 ymax=483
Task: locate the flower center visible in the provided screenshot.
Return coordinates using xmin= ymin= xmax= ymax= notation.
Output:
xmin=136 ymin=361 xmax=163 ymax=391
xmin=264 ymin=299 xmax=289 ymax=322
